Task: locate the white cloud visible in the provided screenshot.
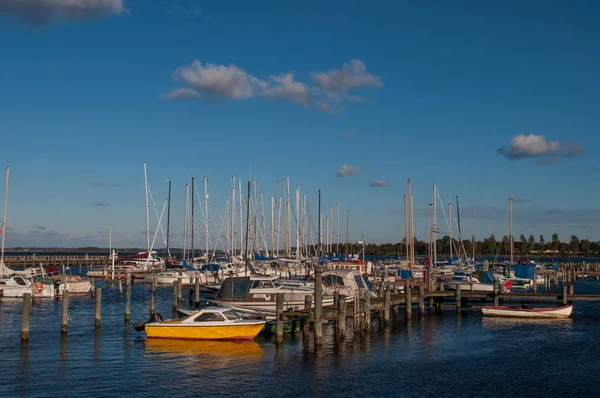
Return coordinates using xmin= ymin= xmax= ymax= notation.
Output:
xmin=0 ymin=0 xmax=125 ymax=25
xmin=92 ymin=201 xmax=110 ymax=207
xmin=312 ymin=59 xmax=382 ymax=102
xmin=497 ymin=134 xmax=584 ymax=163
xmin=260 ymin=73 xmax=311 ymax=107
xmin=370 ymin=180 xmax=389 ymax=187
xmin=167 ymin=59 xmax=382 ymax=111
xmin=336 ymin=164 xmax=359 ymax=177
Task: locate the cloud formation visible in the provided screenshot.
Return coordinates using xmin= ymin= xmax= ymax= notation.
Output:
xmin=92 ymin=180 xmax=103 ymax=187
xmin=336 ymin=164 xmax=359 ymax=177
xmin=166 ymin=59 xmax=382 ymax=111
xmin=33 ymin=225 xmax=46 ymax=230
xmin=0 ymin=0 xmax=125 ymax=26
xmin=497 ymin=134 xmax=584 ymax=164
xmin=370 ymin=180 xmax=389 ymax=187
xmin=92 ymin=201 xmax=110 ymax=207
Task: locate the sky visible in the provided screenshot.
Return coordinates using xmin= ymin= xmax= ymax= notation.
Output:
xmin=0 ymin=0 xmax=599 ymax=250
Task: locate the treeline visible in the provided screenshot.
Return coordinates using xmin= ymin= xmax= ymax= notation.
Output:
xmin=353 ymin=233 xmax=600 ymax=257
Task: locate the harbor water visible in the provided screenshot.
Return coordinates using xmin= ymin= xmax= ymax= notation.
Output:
xmin=2 ymin=279 xmax=600 ymax=397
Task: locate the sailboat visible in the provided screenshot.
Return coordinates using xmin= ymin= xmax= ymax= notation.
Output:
xmin=0 ymin=165 xmax=55 ymax=298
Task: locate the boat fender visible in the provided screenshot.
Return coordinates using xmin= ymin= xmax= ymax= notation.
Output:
xmin=133 ymin=322 xmax=146 ymax=332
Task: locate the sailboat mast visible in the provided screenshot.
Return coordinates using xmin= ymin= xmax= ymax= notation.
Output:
xmin=336 ymin=201 xmax=340 ymax=254
xmin=345 ymin=210 xmax=349 ymax=258
xmin=244 ymin=180 xmax=251 ymax=276
xmin=318 ymin=189 xmax=321 ymax=258
xmin=296 ymin=187 xmax=300 ymax=260
xmin=404 ymin=194 xmax=408 ymax=264
xmin=456 ymin=195 xmax=462 ymax=259
xmin=143 ymin=162 xmax=150 ymax=253
xmin=232 ymin=176 xmax=236 ymax=259
xmin=432 ymin=183 xmax=437 ymax=265
xmin=449 ymin=201 xmax=453 ymax=261
xmin=183 ymin=183 xmax=189 ymax=261
xmin=1 ymin=165 xmax=9 ymax=264
xmin=510 ymin=197 xmax=513 ymax=264
xmin=238 ymin=179 xmax=243 ymax=257
xmin=204 ymin=176 xmax=209 ymax=263
xmin=191 ymin=177 xmax=195 ymax=263
xmin=166 ymin=179 xmax=172 ymax=264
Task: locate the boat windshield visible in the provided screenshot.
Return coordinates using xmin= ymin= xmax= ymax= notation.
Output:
xmin=193 ymin=312 xmax=226 ymax=322
xmin=323 ymin=275 xmax=344 ymax=287
xmin=252 ymin=280 xmax=276 ymax=289
xmin=354 ymin=275 xmax=366 ymax=289
xmin=222 ymin=310 xmax=240 ymax=320
xmin=217 ymin=277 xmax=252 ymax=299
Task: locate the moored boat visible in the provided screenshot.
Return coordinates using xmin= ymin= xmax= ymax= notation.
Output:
xmin=481 ymin=304 xmax=573 ymax=319
xmin=141 ymin=307 xmax=266 ymax=340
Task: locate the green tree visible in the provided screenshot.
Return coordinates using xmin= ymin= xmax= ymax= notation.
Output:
xmin=581 ymin=239 xmax=591 ymax=256
xmin=528 ymin=234 xmax=535 ymax=253
xmin=551 ymin=233 xmax=560 ymax=251
xmin=520 ymin=234 xmax=527 ymax=254
xmin=570 ymin=235 xmax=580 ymax=254
xmin=501 ymin=235 xmax=510 ymax=253
xmin=539 ymin=234 xmax=545 ymax=251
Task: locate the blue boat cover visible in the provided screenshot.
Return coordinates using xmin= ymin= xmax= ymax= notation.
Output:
xmin=397 ymin=270 xmax=413 ymax=279
xmin=482 ymin=271 xmax=495 ymax=284
xmin=474 ymin=263 xmax=485 ymax=271
xmin=254 ymin=252 xmax=278 ymax=261
xmin=182 ymin=260 xmax=197 ymax=271
xmin=549 ymin=263 xmax=559 ymax=271
xmin=513 ymin=264 xmax=536 ymax=279
xmin=200 ymin=263 xmax=220 ymax=272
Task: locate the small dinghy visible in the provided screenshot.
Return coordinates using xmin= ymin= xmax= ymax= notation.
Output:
xmin=481 ymin=304 xmax=573 ymax=319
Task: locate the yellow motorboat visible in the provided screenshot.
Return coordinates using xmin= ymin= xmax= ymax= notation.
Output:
xmin=143 ymin=307 xmax=266 ymax=340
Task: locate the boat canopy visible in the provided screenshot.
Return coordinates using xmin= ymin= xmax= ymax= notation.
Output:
xmin=397 ymin=270 xmax=413 ymax=279
xmin=513 ymin=264 xmax=536 ymax=279
xmin=216 ymin=277 xmax=252 ymax=300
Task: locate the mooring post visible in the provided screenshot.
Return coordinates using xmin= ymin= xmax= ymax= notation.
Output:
xmin=455 ymin=288 xmax=461 ymax=313
xmin=554 ymin=270 xmax=559 ymax=288
xmin=569 ymin=283 xmax=574 ymax=296
xmin=21 ymin=293 xmax=31 ymax=342
xmin=90 ymin=277 xmax=95 ymax=298
xmin=177 ymin=278 xmax=183 ymax=306
xmin=562 ymin=284 xmax=568 ymax=305
xmin=419 ymin=285 xmax=425 ymax=316
xmin=337 ymin=295 xmax=347 ymax=340
xmin=303 ymin=294 xmax=312 ymax=335
xmin=333 ymin=290 xmax=339 ymax=306
xmin=118 ymin=269 xmax=123 ymax=296
xmin=404 ymin=279 xmax=412 ymax=320
xmin=363 ymin=291 xmax=371 ymax=332
xmin=314 ymin=265 xmax=323 ymax=346
xmin=61 ymin=290 xmax=69 ymax=335
xmin=195 ymin=277 xmax=200 ymax=308
xmin=383 ymin=289 xmax=391 ymax=326
xmin=353 ymin=291 xmax=361 ymax=331
xmin=532 ymin=269 xmax=538 ymax=294
xmin=172 ymin=280 xmax=177 ymax=312
xmin=276 ymin=293 xmax=284 ymax=345
xmin=95 ymin=288 xmax=102 ymax=329
xmin=150 ymin=276 xmax=156 ymax=317
xmin=493 ymin=283 xmax=500 ymax=306
xmin=125 ymin=272 xmax=132 ymax=322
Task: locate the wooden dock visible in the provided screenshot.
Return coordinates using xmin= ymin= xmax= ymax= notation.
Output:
xmin=3 ymin=255 xmax=109 ymax=268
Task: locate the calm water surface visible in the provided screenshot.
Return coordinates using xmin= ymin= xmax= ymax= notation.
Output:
xmin=2 ymin=279 xmax=600 ymax=397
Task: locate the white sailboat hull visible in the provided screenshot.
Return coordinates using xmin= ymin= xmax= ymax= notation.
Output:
xmin=482 ymin=305 xmax=573 ymax=319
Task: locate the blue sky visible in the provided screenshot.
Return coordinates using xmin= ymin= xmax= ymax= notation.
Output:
xmin=0 ymin=0 xmax=599 ymax=249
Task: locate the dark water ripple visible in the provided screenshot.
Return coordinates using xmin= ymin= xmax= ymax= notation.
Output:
xmin=2 ymin=279 xmax=600 ymax=397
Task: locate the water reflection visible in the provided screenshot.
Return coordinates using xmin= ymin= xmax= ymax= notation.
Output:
xmin=94 ymin=328 xmax=101 ymax=361
xmin=145 ymin=338 xmax=263 ymax=359
xmin=481 ymin=316 xmax=574 ymax=331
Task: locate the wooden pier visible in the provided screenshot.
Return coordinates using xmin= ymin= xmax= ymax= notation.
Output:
xmin=3 ymin=255 xmax=108 ymax=268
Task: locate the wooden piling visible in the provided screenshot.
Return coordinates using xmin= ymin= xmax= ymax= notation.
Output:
xmin=455 ymin=288 xmax=461 ymax=313
xmin=569 ymin=283 xmax=574 ymax=296
xmin=195 ymin=277 xmax=200 ymax=308
xmin=276 ymin=293 xmax=284 ymax=345
xmin=61 ymin=291 xmax=69 ymax=335
xmin=21 ymin=293 xmax=31 ymax=342
xmin=337 ymin=295 xmax=347 ymax=340
xmin=404 ymin=280 xmax=412 ymax=320
xmin=363 ymin=291 xmax=371 ymax=332
xmin=177 ymin=278 xmax=183 ymax=306
xmin=125 ymin=272 xmax=132 ymax=322
xmin=562 ymin=284 xmax=568 ymax=305
xmin=118 ymin=269 xmax=123 ymax=296
xmin=95 ymin=288 xmax=102 ymax=329
xmin=90 ymin=277 xmax=95 ymax=298
xmin=172 ymin=280 xmax=177 ymax=312
xmin=314 ymin=265 xmax=323 ymax=345
xmin=303 ymin=295 xmax=312 ymax=335
xmin=532 ymin=269 xmax=537 ymax=294
xmin=353 ymin=291 xmax=361 ymax=331
xmin=554 ymin=271 xmax=559 ymax=288
xmin=150 ymin=276 xmax=156 ymax=317
xmin=493 ymin=283 xmax=499 ymax=306
xmin=383 ymin=289 xmax=391 ymax=326
xmin=418 ymin=285 xmax=425 ymax=316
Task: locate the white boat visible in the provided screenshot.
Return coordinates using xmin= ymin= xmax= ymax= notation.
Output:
xmin=0 ymin=273 xmax=55 ymax=298
xmin=282 ymin=269 xmax=374 ymax=299
xmin=14 ymin=265 xmax=91 ymax=296
xmin=481 ymin=304 xmax=573 ymax=319
xmin=444 ymin=271 xmax=513 ymax=293
xmin=210 ymin=275 xmax=334 ymax=316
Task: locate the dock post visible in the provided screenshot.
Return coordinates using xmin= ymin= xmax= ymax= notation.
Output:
xmin=118 ymin=269 xmax=123 ymax=296
xmin=569 ymin=283 xmax=574 ymax=297
xmin=383 ymin=289 xmax=390 ymax=326
xmin=150 ymin=276 xmax=156 ymax=317
xmin=172 ymin=281 xmax=177 ymax=312
xmin=493 ymin=283 xmax=499 ymax=306
xmin=353 ymin=291 xmax=361 ymax=331
xmin=95 ymin=288 xmax=102 ymax=329
xmin=314 ymin=265 xmax=323 ymax=346
xmin=363 ymin=291 xmax=371 ymax=332
xmin=61 ymin=290 xmax=69 ymax=335
xmin=554 ymin=271 xmax=559 ymax=288
xmin=303 ymin=295 xmax=312 ymax=335
xmin=419 ymin=285 xmax=425 ymax=316
xmin=404 ymin=280 xmax=412 ymax=320
xmin=562 ymin=284 xmax=568 ymax=305
xmin=125 ymin=272 xmax=132 ymax=322
xmin=532 ymin=269 xmax=537 ymax=294
xmin=276 ymin=293 xmax=284 ymax=345
xmin=90 ymin=277 xmax=95 ymax=298
xmin=337 ymin=295 xmax=347 ymax=340
xmin=21 ymin=293 xmax=31 ymax=342
xmin=177 ymin=278 xmax=183 ymax=306
xmin=455 ymin=288 xmax=461 ymax=313
xmin=195 ymin=277 xmax=200 ymax=309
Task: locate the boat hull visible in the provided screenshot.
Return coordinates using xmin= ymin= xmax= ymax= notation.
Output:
xmin=481 ymin=305 xmax=573 ymax=319
xmin=145 ymin=323 xmax=265 ymax=340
